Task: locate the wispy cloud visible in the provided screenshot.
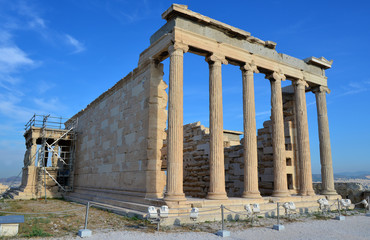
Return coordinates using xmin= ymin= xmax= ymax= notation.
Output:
xmin=28 ymin=16 xmax=46 ymax=29
xmin=0 ymin=46 xmax=34 ymax=73
xmin=0 ymin=92 xmax=35 ymax=122
xmin=65 ymin=34 xmax=85 ymax=54
xmin=33 ymin=97 xmax=66 ymax=112
xmin=335 ymin=81 xmax=369 ymax=98
xmin=256 ymin=110 xmax=270 ymax=117
xmin=104 ymin=0 xmax=158 ymax=24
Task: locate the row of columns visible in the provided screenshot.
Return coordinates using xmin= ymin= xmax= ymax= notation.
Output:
xmin=164 ymin=42 xmax=336 ymax=201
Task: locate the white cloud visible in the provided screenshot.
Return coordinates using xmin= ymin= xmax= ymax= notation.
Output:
xmin=0 ymin=30 xmax=12 ymax=44
xmin=0 ymin=46 xmax=34 ymax=73
xmin=28 ymin=16 xmax=46 ymax=29
xmin=0 ymin=93 xmax=35 ymax=122
xmin=65 ymin=34 xmax=85 ymax=54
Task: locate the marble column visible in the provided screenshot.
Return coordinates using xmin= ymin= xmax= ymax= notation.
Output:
xmin=241 ymin=62 xmax=261 ymax=198
xmin=313 ymin=86 xmax=337 ymax=195
xmin=206 ymin=53 xmax=228 ymax=200
xmin=266 ymin=71 xmax=290 ymax=197
xmin=165 ymin=42 xmax=188 ymax=201
xmin=294 ymin=79 xmax=315 ymax=196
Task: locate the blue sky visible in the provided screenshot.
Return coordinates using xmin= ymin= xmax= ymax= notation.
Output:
xmin=0 ymin=0 xmax=369 ymax=178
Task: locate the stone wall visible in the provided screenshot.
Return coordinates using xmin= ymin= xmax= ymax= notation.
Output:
xmin=257 ymin=93 xmax=299 ymax=195
xmin=69 ymin=61 xmax=167 ymax=200
xmin=161 ymin=122 xmax=244 ymax=198
xmin=37 ymin=167 xmax=62 ymax=198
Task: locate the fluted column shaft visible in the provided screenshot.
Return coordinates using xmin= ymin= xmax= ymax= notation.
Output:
xmin=206 ymin=54 xmax=228 ymax=200
xmin=314 ymin=87 xmax=337 ymax=195
xmin=267 ymin=71 xmax=290 ymax=197
xmin=241 ymin=63 xmax=261 ymax=198
xmin=165 ymin=42 xmax=188 ymax=201
xmin=294 ymin=79 xmax=315 ymax=196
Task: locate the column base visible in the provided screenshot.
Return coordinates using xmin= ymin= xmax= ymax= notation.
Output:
xmin=321 ymin=189 xmax=337 ymax=195
xmin=299 ymin=189 xmax=316 ymax=196
xmin=242 ymin=191 xmax=262 ymax=199
xmin=272 ymin=190 xmax=290 ymax=197
xmin=164 ymin=193 xmax=187 ymax=202
xmin=206 ymin=192 xmax=228 ymax=200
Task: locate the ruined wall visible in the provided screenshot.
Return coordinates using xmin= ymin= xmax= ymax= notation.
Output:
xmin=161 ymin=94 xmax=299 ymax=198
xmin=70 ymin=61 xmax=167 ymax=201
xmin=257 ymin=93 xmax=299 ymax=195
xmin=161 ymin=122 xmax=244 ymax=198
xmin=313 ymin=182 xmax=369 ymax=205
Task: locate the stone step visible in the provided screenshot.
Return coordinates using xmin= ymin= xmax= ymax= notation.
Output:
xmin=69 ymin=188 xmax=164 ymax=207
xmin=66 ymin=192 xmax=153 ymax=212
xmin=65 ymin=194 xmax=148 ymax=218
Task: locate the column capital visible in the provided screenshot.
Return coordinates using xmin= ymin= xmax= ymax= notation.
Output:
xmin=205 ymin=53 xmax=228 ymax=65
xmin=168 ymin=42 xmax=189 ymax=55
xmin=312 ymin=85 xmax=331 ymax=94
xmin=294 ymin=78 xmax=309 ymax=88
xmin=265 ymin=69 xmax=286 ymax=81
xmin=241 ymin=61 xmax=259 ymax=73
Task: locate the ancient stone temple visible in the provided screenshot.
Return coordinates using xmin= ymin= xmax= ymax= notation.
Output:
xmin=13 ymin=4 xmax=339 ymax=223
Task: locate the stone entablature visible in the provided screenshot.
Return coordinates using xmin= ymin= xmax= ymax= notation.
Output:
xmin=144 ymin=4 xmax=331 ymax=86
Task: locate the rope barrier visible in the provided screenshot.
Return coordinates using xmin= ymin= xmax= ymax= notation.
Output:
xmin=223 ymin=207 xmax=249 ymax=216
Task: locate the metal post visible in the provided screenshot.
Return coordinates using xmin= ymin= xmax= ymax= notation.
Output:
xmin=216 ymin=204 xmax=230 ymax=237
xmin=84 ymin=202 xmax=90 ymax=229
xmin=221 ymin=204 xmax=224 ymax=231
xmin=44 ymin=167 xmax=47 ymax=202
xmin=337 ymin=198 xmax=341 ymax=217
xmin=273 ymin=202 xmax=284 ymax=230
xmin=277 ymin=202 xmax=280 ymax=225
xmin=78 ymin=201 xmax=92 ymax=237
xmin=335 ymin=198 xmax=345 ymax=220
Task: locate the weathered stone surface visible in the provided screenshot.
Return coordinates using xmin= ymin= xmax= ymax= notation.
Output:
xmin=258 ymin=93 xmax=299 ymax=196
xmin=313 ymin=182 xmax=365 ymax=204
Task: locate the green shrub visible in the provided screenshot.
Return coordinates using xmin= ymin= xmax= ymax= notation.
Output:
xmin=22 ymin=226 xmax=52 ymax=237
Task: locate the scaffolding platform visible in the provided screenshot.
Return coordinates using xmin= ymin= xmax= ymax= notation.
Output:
xmin=2 ymin=114 xmax=77 ymax=200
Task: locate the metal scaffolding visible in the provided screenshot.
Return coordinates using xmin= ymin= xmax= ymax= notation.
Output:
xmin=27 ymin=114 xmax=78 ymax=196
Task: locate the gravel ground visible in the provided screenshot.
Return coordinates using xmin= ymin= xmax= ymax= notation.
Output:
xmin=55 ymin=215 xmax=369 ymax=240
